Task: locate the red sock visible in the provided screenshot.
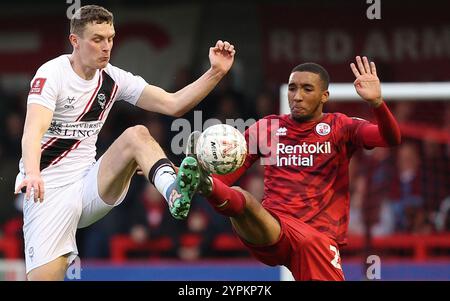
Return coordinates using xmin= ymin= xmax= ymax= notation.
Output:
xmin=207 ymin=178 xmax=246 ymax=217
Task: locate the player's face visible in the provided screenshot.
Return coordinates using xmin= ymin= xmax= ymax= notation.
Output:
xmin=77 ymin=22 xmax=115 ymax=70
xmin=287 ymin=71 xmax=329 ymax=122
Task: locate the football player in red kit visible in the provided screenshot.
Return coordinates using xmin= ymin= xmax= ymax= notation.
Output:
xmin=178 ymin=56 xmax=401 ymax=280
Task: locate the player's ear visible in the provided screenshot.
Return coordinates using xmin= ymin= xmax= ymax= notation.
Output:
xmin=69 ymin=33 xmax=79 ymax=49
xmin=321 ymin=90 xmax=329 ymax=104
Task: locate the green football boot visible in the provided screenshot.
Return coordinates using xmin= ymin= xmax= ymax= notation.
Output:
xmin=167 ymin=156 xmax=200 ymax=220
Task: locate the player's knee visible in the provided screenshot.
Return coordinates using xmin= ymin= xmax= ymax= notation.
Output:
xmin=130 ymin=124 xmax=151 ymax=138
xmin=231 ymin=186 xmax=248 ymax=199
xmin=230 ymin=186 xmax=255 ymax=207
xmin=231 ymin=186 xmax=245 ymax=194
xmin=123 ymin=125 xmax=154 ymax=146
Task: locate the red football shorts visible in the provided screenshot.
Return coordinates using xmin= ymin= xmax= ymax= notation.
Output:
xmin=238 ymin=210 xmax=345 ymax=281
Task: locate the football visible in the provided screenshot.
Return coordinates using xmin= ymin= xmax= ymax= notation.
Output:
xmin=196 ymin=124 xmax=247 ymax=175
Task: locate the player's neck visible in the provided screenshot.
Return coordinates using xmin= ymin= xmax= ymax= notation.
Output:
xmin=290 ymin=112 xmax=324 ymax=123
xmin=69 ymin=54 xmax=97 ymax=81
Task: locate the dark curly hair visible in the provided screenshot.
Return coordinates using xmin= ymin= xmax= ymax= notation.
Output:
xmin=291 ymin=63 xmax=330 ymax=90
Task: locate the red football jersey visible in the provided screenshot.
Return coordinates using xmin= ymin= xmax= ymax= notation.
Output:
xmin=242 ymin=113 xmax=372 ymax=246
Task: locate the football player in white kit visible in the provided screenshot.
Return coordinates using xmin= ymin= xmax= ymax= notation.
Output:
xmin=14 ymin=5 xmax=236 ymax=280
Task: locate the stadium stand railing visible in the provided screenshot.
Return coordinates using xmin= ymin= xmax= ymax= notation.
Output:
xmin=343 ymin=234 xmax=450 ymax=261
xmin=108 ymin=233 xmax=450 ymax=263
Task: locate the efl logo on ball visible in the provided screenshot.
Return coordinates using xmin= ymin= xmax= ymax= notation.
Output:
xmin=196 ymin=124 xmax=247 ymax=175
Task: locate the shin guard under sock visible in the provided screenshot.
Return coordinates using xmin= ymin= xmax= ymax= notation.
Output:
xmin=207 ymin=178 xmax=246 ymax=217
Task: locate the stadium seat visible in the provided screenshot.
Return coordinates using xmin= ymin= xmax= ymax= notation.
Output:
xmin=212 ymin=233 xmax=246 ymax=251
xmin=110 ymin=235 xmax=174 ymax=263
xmin=344 ymin=234 xmax=450 ymax=261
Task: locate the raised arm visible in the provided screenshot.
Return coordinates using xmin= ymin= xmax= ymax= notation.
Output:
xmin=15 ymin=104 xmax=53 ymax=202
xmin=350 ymin=56 xmax=401 ymax=146
xmin=135 ymin=40 xmax=236 ymax=117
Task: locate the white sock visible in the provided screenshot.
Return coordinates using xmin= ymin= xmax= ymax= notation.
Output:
xmin=153 ymin=165 xmax=176 ymax=203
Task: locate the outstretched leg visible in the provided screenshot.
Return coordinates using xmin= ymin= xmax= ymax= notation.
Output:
xmin=178 ymin=156 xmax=280 ymax=246
xmin=98 ymin=125 xmax=199 ymax=219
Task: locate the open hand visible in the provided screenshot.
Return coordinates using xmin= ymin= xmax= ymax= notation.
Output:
xmin=350 ymin=56 xmax=382 ymax=107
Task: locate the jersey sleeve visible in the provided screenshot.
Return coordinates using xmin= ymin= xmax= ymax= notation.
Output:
xmin=107 ymin=64 xmax=148 ymax=105
xmin=365 ymin=101 xmax=401 ymax=146
xmin=339 ymin=102 xmax=401 ymax=149
xmin=27 ymin=64 xmax=59 ymax=111
xmin=338 ymin=114 xmax=372 ymax=148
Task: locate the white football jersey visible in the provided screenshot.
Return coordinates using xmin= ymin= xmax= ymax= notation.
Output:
xmin=16 ymin=54 xmax=148 ymax=189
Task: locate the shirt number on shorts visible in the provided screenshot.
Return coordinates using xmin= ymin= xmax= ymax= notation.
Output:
xmin=329 ymin=245 xmax=342 ymax=270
